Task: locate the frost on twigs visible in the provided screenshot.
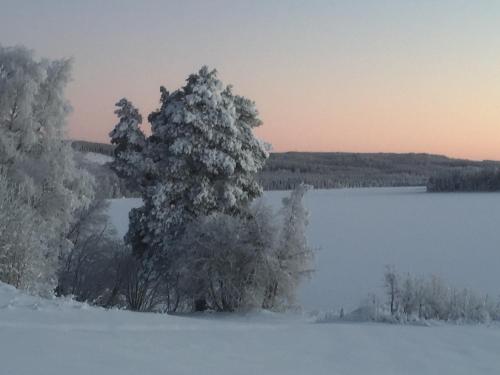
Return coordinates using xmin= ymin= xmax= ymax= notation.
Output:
xmin=0 ymin=45 xmax=94 ymax=295
xmin=109 ymin=67 xmax=313 ymax=312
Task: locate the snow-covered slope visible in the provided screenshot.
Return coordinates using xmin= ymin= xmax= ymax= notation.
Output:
xmin=0 ymin=281 xmax=499 ymax=375
xmin=108 ymin=187 xmax=500 ymax=312
xmin=81 ymin=151 xmax=113 ymax=165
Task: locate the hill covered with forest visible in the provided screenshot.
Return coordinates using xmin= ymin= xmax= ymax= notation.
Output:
xmin=71 ymin=140 xmax=500 ymax=191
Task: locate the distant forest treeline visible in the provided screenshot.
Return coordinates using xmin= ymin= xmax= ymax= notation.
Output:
xmin=259 ymin=152 xmax=500 ymax=190
xmin=427 ymin=169 xmax=500 ymax=192
xmin=71 ymin=141 xmax=500 ymax=191
xmin=72 ymin=140 xmax=114 ymax=156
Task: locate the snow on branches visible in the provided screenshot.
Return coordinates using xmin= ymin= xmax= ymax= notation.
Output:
xmin=0 ymin=45 xmax=94 ymax=294
xmin=110 ymin=67 xmax=313 ymax=312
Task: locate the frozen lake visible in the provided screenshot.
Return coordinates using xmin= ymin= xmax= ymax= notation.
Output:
xmin=109 ymin=187 xmax=500 ymax=312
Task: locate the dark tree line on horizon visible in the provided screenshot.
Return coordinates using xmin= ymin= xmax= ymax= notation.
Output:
xmin=73 ymin=141 xmax=500 ymax=193
xmin=427 ymin=168 xmax=500 ymax=192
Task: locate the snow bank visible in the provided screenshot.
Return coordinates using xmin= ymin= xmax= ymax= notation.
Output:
xmin=0 ymin=281 xmax=90 ymax=312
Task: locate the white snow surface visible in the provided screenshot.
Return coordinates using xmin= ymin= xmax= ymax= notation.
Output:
xmin=1 ymin=281 xmax=500 ymax=375
xmin=82 ymin=151 xmax=113 ymax=165
xmin=108 ymin=197 xmax=141 ymax=239
xmin=2 ymin=187 xmax=500 ymax=374
xmin=108 ymin=187 xmax=500 ymax=312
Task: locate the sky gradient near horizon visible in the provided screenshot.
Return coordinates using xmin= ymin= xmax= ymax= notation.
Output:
xmin=1 ymin=0 xmax=500 ymax=160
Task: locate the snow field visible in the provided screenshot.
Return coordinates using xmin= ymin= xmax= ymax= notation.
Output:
xmin=108 ymin=187 xmax=500 ymax=312
xmin=1 ymin=282 xmax=500 ymax=375
xmin=2 ymin=187 xmax=500 ymax=374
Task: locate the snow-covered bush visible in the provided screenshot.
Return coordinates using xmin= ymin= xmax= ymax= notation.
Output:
xmin=0 ymin=45 xmax=94 ymax=294
xmin=175 ymin=184 xmax=313 ymax=312
xmin=178 ymin=204 xmax=275 ymax=311
xmin=121 ymin=255 xmax=166 ymax=312
xmin=374 ymin=267 xmax=500 ymax=323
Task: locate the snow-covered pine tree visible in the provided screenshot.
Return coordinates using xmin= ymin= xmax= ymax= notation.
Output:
xmin=0 ymin=45 xmax=94 ymax=294
xmin=116 ymin=67 xmax=268 ymax=310
xmin=128 ymin=67 xmax=268 ymax=253
xmin=146 ymin=67 xmax=267 ymax=233
xmin=109 ymin=98 xmax=147 ymax=188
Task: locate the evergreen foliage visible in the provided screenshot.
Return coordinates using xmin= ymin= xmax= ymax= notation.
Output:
xmin=109 ymin=67 xmax=314 ymax=312
xmin=427 ymin=169 xmax=500 ymax=192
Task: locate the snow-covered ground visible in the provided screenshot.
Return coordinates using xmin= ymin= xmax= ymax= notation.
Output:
xmin=81 ymin=151 xmax=113 ymax=165
xmin=2 ymin=187 xmax=500 ymax=374
xmin=108 ymin=187 xmax=500 ymax=312
xmin=1 ymin=281 xmax=499 ymax=375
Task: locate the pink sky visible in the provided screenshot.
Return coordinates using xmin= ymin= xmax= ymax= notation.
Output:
xmin=2 ymin=0 xmax=499 ymax=160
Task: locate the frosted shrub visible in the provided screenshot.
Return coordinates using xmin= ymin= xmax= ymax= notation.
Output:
xmin=178 ymin=204 xmax=273 ymax=311
xmin=178 ymin=185 xmax=313 ymax=312
xmin=377 ymin=267 xmax=500 ymax=323
xmin=179 ymin=213 xmax=264 ymax=311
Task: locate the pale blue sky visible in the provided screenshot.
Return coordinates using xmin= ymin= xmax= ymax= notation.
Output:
xmin=1 ymin=0 xmax=500 ymax=159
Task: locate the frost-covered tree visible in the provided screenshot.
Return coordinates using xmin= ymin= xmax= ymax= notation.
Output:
xmin=111 ymin=67 xmax=318 ymax=312
xmin=112 ymin=67 xmax=268 ymax=310
xmin=384 ymin=265 xmax=400 ymax=316
xmin=263 ymin=183 xmax=314 ymax=309
xmin=399 ymin=273 xmax=418 ymax=316
xmin=0 ymin=174 xmax=49 ymax=292
xmin=0 ymin=45 xmax=94 ymax=294
xmin=109 ymin=98 xmax=146 ymax=188
xmin=373 ymin=267 xmax=500 ymax=323
xmin=134 ymin=67 xmax=268 ymax=250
